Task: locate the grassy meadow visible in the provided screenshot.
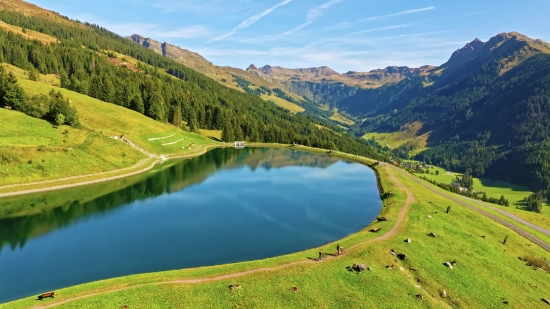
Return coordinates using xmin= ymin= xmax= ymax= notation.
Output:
xmin=414 ymin=164 xmax=550 ymax=217
xmin=0 ymin=68 xmax=217 ymax=186
xmin=329 ymin=111 xmax=355 ymax=125
xmin=3 ymin=151 xmax=550 ymax=309
xmin=260 ymin=94 xmax=305 ymax=113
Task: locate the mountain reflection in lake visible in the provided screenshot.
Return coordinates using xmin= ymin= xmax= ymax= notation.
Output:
xmin=0 ymin=148 xmax=381 ymax=303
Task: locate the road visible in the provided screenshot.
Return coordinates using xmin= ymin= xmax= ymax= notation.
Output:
xmin=392 ymin=166 xmax=550 ymax=252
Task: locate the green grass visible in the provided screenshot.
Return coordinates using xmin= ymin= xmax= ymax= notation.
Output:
xmin=415 ymin=164 xmax=550 ymax=218
xmin=260 ymin=94 xmax=305 ymax=113
xmin=329 ymin=112 xmax=355 ymax=125
xmin=0 ymin=108 xmax=144 ymax=186
xmin=0 ymin=72 xmax=217 ymax=187
xmin=4 ymin=150 xmax=550 ymax=309
xmin=364 ymin=124 xmax=430 ymax=153
xmin=199 ymin=129 xmax=222 ymax=141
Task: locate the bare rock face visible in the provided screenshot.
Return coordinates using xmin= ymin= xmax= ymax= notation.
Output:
xmin=128 ymin=34 xmax=213 ymax=73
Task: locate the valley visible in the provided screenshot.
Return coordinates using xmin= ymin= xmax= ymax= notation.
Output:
xmin=0 ymin=0 xmax=549 ymax=308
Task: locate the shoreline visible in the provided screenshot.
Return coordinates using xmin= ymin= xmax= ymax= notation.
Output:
xmin=0 ymin=144 xmax=222 ymax=198
xmin=2 ymin=151 xmax=399 ymax=307
xmin=0 ymin=143 xmax=380 ymax=199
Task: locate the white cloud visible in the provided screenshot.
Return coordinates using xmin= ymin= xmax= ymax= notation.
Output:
xmin=325 ymin=6 xmax=435 ymax=31
xmin=209 ymin=0 xmax=294 ymax=42
xmin=282 ymin=0 xmax=344 ymax=36
xmin=196 ymin=30 xmax=462 ymax=72
xmin=361 ymin=6 xmax=435 ymax=22
xmin=150 ymin=0 xmax=258 ymax=16
xmin=348 ymin=24 xmax=412 ymax=36
xmin=70 ymin=13 xmax=209 ymax=39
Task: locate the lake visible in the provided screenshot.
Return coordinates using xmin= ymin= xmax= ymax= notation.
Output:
xmin=0 ymin=148 xmax=381 ymax=303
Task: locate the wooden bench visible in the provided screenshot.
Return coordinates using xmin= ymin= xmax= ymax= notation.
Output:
xmin=38 ymin=292 xmax=54 ymax=300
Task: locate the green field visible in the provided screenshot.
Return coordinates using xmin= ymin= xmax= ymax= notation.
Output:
xmin=4 ymin=151 xmax=549 ymax=309
xmin=364 ymin=124 xmax=430 ymax=155
xmin=261 ymin=94 xmax=305 ymax=113
xmin=415 ymin=164 xmax=550 ymax=213
xmin=0 ymin=72 xmax=217 ymax=186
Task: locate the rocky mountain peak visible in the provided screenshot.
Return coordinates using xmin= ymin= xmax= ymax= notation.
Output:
xmin=246 ymin=64 xmax=257 ymax=71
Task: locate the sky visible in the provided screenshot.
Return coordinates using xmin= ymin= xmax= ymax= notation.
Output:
xmin=29 ymin=0 xmax=550 ymax=73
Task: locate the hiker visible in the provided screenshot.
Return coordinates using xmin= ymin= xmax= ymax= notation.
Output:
xmin=337 ymin=244 xmax=344 ymax=256
xmin=318 ymin=249 xmax=325 ymax=260
xmin=336 ymin=244 xmax=341 ymax=256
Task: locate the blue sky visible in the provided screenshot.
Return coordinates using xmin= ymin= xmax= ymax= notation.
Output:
xmin=30 ymin=0 xmax=550 ymax=72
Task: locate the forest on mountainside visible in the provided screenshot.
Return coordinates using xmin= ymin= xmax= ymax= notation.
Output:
xmin=345 ymin=37 xmax=550 ymax=199
xmin=0 ymin=10 xmax=386 ymax=160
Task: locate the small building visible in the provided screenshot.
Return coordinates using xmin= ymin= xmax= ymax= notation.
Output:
xmin=234 ymin=141 xmax=245 ymax=149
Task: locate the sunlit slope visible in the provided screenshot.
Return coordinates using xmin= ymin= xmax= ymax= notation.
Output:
xmin=0 ymin=75 xmax=215 ymax=186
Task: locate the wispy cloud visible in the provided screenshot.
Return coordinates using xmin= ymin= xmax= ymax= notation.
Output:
xmin=361 ymin=6 xmax=435 ymax=21
xmin=209 ymin=0 xmax=293 ymax=42
xmin=282 ymin=0 xmax=344 ymax=36
xmin=72 ymin=13 xmax=209 ymax=39
xmin=325 ymin=6 xmax=435 ymax=31
xmin=150 ymin=0 xmax=258 ymax=16
xmin=348 ymin=24 xmax=412 ymax=36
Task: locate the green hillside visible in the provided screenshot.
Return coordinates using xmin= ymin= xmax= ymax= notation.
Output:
xmin=0 ymin=69 xmax=214 ymax=186
xmin=0 ymin=6 xmax=385 ymax=162
xmin=331 ymin=33 xmax=550 ymax=206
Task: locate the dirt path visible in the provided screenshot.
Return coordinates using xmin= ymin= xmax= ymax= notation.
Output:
xmin=395 ymin=168 xmax=550 ymax=252
xmin=0 ymin=144 xmax=220 ymax=199
xmin=31 ymin=165 xmax=416 ymax=309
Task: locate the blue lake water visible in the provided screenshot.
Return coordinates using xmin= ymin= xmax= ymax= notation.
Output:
xmin=0 ymin=148 xmax=381 ymax=303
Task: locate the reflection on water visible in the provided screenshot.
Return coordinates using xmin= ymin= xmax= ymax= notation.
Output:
xmin=0 ymin=148 xmax=380 ymax=303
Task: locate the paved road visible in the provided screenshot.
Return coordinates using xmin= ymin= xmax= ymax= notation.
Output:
xmin=391 ymin=166 xmax=550 ymax=252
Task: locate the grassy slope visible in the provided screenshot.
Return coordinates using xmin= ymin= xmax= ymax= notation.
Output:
xmin=330 ymin=112 xmax=355 ymax=125
xmin=0 ymin=21 xmax=57 ymax=43
xmin=364 ymin=123 xmax=430 ymax=154
xmin=4 ymin=151 xmax=549 ymax=309
xmin=260 ymin=94 xmax=305 ymax=113
xmin=0 ymin=108 xmax=144 ymax=185
xmin=415 ymin=165 xmax=550 ymax=218
xmin=0 ymin=69 xmax=216 ymax=186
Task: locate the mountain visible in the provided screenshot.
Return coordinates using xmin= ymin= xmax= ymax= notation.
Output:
xmin=129 ymin=34 xmax=214 ymax=75
xmin=128 ymin=34 xmax=310 ymax=115
xmin=247 ymin=64 xmax=433 ymax=107
xmin=341 ymin=32 xmax=550 ymax=195
xmin=0 ymin=0 xmax=387 ymax=187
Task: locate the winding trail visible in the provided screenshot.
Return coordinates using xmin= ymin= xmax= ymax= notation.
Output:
xmin=30 ymin=165 xmax=416 ymax=309
xmin=394 ymin=167 xmax=550 ymax=252
xmin=8 ymin=148 xmax=550 ymax=308
xmin=0 ymin=143 xmax=220 ymax=199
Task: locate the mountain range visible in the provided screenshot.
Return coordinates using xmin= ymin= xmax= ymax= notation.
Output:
xmin=129 ymin=30 xmax=550 ymax=194
xmin=0 ymin=0 xmax=549 ymax=196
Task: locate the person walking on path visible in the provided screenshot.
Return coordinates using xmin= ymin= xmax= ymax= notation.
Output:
xmin=318 ymin=249 xmax=325 ymax=261
xmin=336 ymin=244 xmax=343 ymax=256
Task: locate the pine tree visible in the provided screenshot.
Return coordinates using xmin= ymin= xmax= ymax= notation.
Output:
xmin=130 ymin=95 xmax=145 ymax=114
xmin=187 ymin=108 xmax=199 ymax=132
xmin=234 ymin=124 xmax=244 ymax=141
xmin=147 ymin=91 xmax=166 ymax=121
xmin=221 ymin=122 xmax=235 ymax=142
xmin=88 ymin=74 xmax=102 ymax=99
xmin=0 ymin=71 xmax=26 ymax=111
xmin=171 ymin=104 xmax=182 ymax=128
